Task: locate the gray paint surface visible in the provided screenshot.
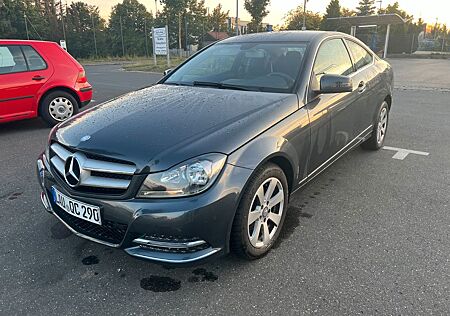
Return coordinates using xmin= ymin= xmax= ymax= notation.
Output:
xmin=0 ymin=60 xmax=449 ymax=314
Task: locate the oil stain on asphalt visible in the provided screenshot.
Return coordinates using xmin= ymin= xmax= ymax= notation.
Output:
xmin=5 ymin=191 xmax=23 ymax=200
xmin=82 ymin=255 xmax=99 ymax=265
xmin=140 ymin=276 xmax=181 ymax=292
xmin=190 ymin=268 xmax=218 ymax=282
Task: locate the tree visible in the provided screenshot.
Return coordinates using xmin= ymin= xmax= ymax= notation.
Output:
xmin=321 ymin=0 xmax=341 ymax=30
xmin=209 ymin=4 xmax=229 ymax=32
xmin=283 ymin=6 xmax=322 ymax=31
xmin=356 ymin=0 xmax=376 ymax=16
xmin=185 ymin=0 xmax=208 ymax=48
xmin=341 ymin=7 xmax=357 ymax=17
xmin=108 ymin=0 xmax=153 ymax=56
xmin=244 ymin=0 xmax=270 ymax=33
xmin=157 ymin=0 xmax=189 ymax=49
xmin=65 ymin=2 xmax=106 ymax=58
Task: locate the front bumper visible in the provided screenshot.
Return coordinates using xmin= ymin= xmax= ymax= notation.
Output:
xmin=37 ymin=153 xmax=252 ymax=264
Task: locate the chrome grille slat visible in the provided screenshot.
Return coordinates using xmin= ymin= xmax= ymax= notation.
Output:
xmin=82 ymin=176 xmax=130 ymax=189
xmin=83 ymin=159 xmax=135 ymax=175
xmin=49 ymin=142 xmax=136 ymax=192
xmin=51 ymin=143 xmax=71 ymax=161
xmin=50 ymin=156 xmax=65 ymax=175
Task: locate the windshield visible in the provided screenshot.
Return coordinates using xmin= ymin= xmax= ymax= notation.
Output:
xmin=164 ymin=42 xmax=308 ymax=93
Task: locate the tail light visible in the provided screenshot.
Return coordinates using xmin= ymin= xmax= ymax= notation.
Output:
xmin=76 ymin=69 xmax=87 ymax=83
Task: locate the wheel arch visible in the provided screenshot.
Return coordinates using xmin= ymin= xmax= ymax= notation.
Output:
xmin=228 ymin=135 xmax=300 ymax=196
xmin=38 ymin=86 xmax=81 ymax=116
xmin=384 ymin=94 xmax=392 ymax=110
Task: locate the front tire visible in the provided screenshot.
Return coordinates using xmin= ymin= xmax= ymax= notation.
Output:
xmin=40 ymin=90 xmax=79 ymax=127
xmin=231 ymin=163 xmax=289 ymax=260
xmin=362 ymin=100 xmax=389 ymax=150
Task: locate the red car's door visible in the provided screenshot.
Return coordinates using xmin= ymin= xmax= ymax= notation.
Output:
xmin=0 ymin=45 xmax=52 ymax=120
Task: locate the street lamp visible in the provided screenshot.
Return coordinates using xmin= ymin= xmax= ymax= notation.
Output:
xmin=302 ymin=0 xmax=307 ymax=30
xmin=236 ymin=0 xmax=239 ymax=36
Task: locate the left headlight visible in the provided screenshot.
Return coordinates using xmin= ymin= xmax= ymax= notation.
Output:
xmin=137 ymin=153 xmax=227 ymax=198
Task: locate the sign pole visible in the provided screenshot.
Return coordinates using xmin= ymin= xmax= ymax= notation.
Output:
xmin=152 ymin=27 xmax=157 ymax=66
xmin=166 ymin=25 xmax=171 ymax=67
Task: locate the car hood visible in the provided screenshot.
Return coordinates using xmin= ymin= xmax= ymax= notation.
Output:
xmin=53 ymin=84 xmax=298 ymax=173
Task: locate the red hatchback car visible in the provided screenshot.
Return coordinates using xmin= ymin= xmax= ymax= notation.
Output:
xmin=0 ymin=40 xmax=92 ymax=126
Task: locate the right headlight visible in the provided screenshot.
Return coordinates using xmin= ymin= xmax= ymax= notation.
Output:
xmin=137 ymin=153 xmax=227 ymax=198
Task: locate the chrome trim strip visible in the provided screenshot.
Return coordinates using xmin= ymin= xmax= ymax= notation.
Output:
xmin=50 ymin=156 xmax=65 ymax=175
xmin=124 ymin=246 xmax=221 ymax=263
xmin=298 ymin=125 xmax=373 ymax=186
xmin=133 ymin=238 xmax=207 ymax=249
xmin=51 ymin=143 xmax=71 ymax=161
xmin=40 ymin=191 xmax=120 ymax=248
xmin=82 ymin=176 xmax=130 ymax=189
xmin=83 ymin=159 xmax=135 ymax=175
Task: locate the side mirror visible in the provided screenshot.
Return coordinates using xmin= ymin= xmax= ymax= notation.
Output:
xmin=163 ymin=68 xmax=172 ymax=76
xmin=316 ymin=74 xmax=353 ymax=94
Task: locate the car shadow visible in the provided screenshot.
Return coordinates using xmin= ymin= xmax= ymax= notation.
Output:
xmin=0 ymin=118 xmax=50 ymax=135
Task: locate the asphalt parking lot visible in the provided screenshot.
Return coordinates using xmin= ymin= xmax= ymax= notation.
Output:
xmin=0 ymin=59 xmax=449 ymax=315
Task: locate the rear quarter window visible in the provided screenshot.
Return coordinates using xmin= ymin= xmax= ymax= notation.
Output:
xmin=345 ymin=40 xmax=373 ymax=71
xmin=21 ymin=45 xmax=47 ymax=71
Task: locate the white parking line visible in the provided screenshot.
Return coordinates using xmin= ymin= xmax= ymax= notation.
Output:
xmin=383 ymin=146 xmax=430 ymax=160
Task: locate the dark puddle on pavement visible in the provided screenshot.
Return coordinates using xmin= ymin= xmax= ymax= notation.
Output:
xmin=51 ymin=222 xmax=73 ymax=239
xmin=140 ymin=276 xmax=181 ymax=292
xmin=140 ymin=268 xmax=218 ymax=292
xmin=82 ymin=255 xmax=99 ymax=265
xmin=272 ymin=177 xmax=340 ymax=249
xmin=4 ymin=191 xmax=23 ymax=200
xmin=189 ymin=268 xmax=218 ymax=282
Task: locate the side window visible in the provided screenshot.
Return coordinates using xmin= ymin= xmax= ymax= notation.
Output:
xmin=21 ymin=45 xmax=47 ymax=71
xmin=346 ymin=40 xmax=373 ymax=71
xmin=313 ymin=39 xmax=353 ymax=78
xmin=0 ymin=46 xmax=27 ymax=74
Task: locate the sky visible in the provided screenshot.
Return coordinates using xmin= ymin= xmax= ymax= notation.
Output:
xmin=81 ymin=0 xmax=450 ymax=26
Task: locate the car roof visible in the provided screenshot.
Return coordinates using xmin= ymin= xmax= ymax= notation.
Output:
xmin=0 ymin=39 xmax=57 ymax=45
xmin=220 ymin=31 xmax=345 ymax=44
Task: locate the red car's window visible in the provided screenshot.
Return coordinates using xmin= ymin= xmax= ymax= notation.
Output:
xmin=0 ymin=46 xmax=27 ymax=74
xmin=21 ymin=45 xmax=47 ymax=71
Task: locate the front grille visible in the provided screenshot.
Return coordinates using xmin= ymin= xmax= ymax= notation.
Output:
xmin=53 ymin=205 xmax=127 ymax=244
xmin=49 ymin=142 xmax=136 ymax=195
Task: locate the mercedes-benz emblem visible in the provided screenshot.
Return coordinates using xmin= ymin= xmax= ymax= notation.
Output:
xmin=64 ymin=155 xmax=81 ymax=187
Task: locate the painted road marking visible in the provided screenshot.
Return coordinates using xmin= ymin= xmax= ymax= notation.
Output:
xmin=383 ymin=146 xmax=429 ymax=160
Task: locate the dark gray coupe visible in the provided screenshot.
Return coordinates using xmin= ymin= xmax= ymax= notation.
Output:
xmin=37 ymin=31 xmax=393 ymax=264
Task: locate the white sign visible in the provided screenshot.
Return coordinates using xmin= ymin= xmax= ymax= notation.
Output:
xmin=60 ymin=40 xmax=67 ymax=51
xmin=153 ymin=27 xmax=168 ymax=56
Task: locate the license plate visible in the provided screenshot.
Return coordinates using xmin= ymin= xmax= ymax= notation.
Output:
xmin=52 ymin=187 xmax=102 ymax=225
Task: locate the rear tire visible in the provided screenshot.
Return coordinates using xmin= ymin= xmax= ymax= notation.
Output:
xmin=362 ymin=100 xmax=389 ymax=150
xmin=231 ymin=163 xmax=289 ymax=260
xmin=40 ymin=90 xmax=79 ymax=127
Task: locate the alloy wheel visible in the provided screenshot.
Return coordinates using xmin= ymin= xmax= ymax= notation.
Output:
xmin=247 ymin=177 xmax=284 ymax=248
xmin=49 ymin=97 xmax=74 ymax=121
xmin=377 ymin=104 xmax=388 ymax=144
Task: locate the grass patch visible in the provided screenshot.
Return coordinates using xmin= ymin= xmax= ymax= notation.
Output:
xmin=122 ymin=57 xmax=187 ymax=73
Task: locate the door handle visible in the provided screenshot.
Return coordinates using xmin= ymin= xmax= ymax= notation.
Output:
xmin=32 ymin=75 xmax=45 ymax=81
xmin=358 ymin=81 xmax=366 ymax=93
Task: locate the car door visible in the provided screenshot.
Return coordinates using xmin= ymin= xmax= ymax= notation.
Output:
xmin=344 ymin=39 xmax=376 ymax=134
xmin=306 ymin=38 xmax=356 ymax=175
xmin=0 ymin=45 xmax=51 ymax=120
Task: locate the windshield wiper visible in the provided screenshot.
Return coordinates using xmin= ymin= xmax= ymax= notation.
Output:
xmin=192 ymin=81 xmax=260 ymax=92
